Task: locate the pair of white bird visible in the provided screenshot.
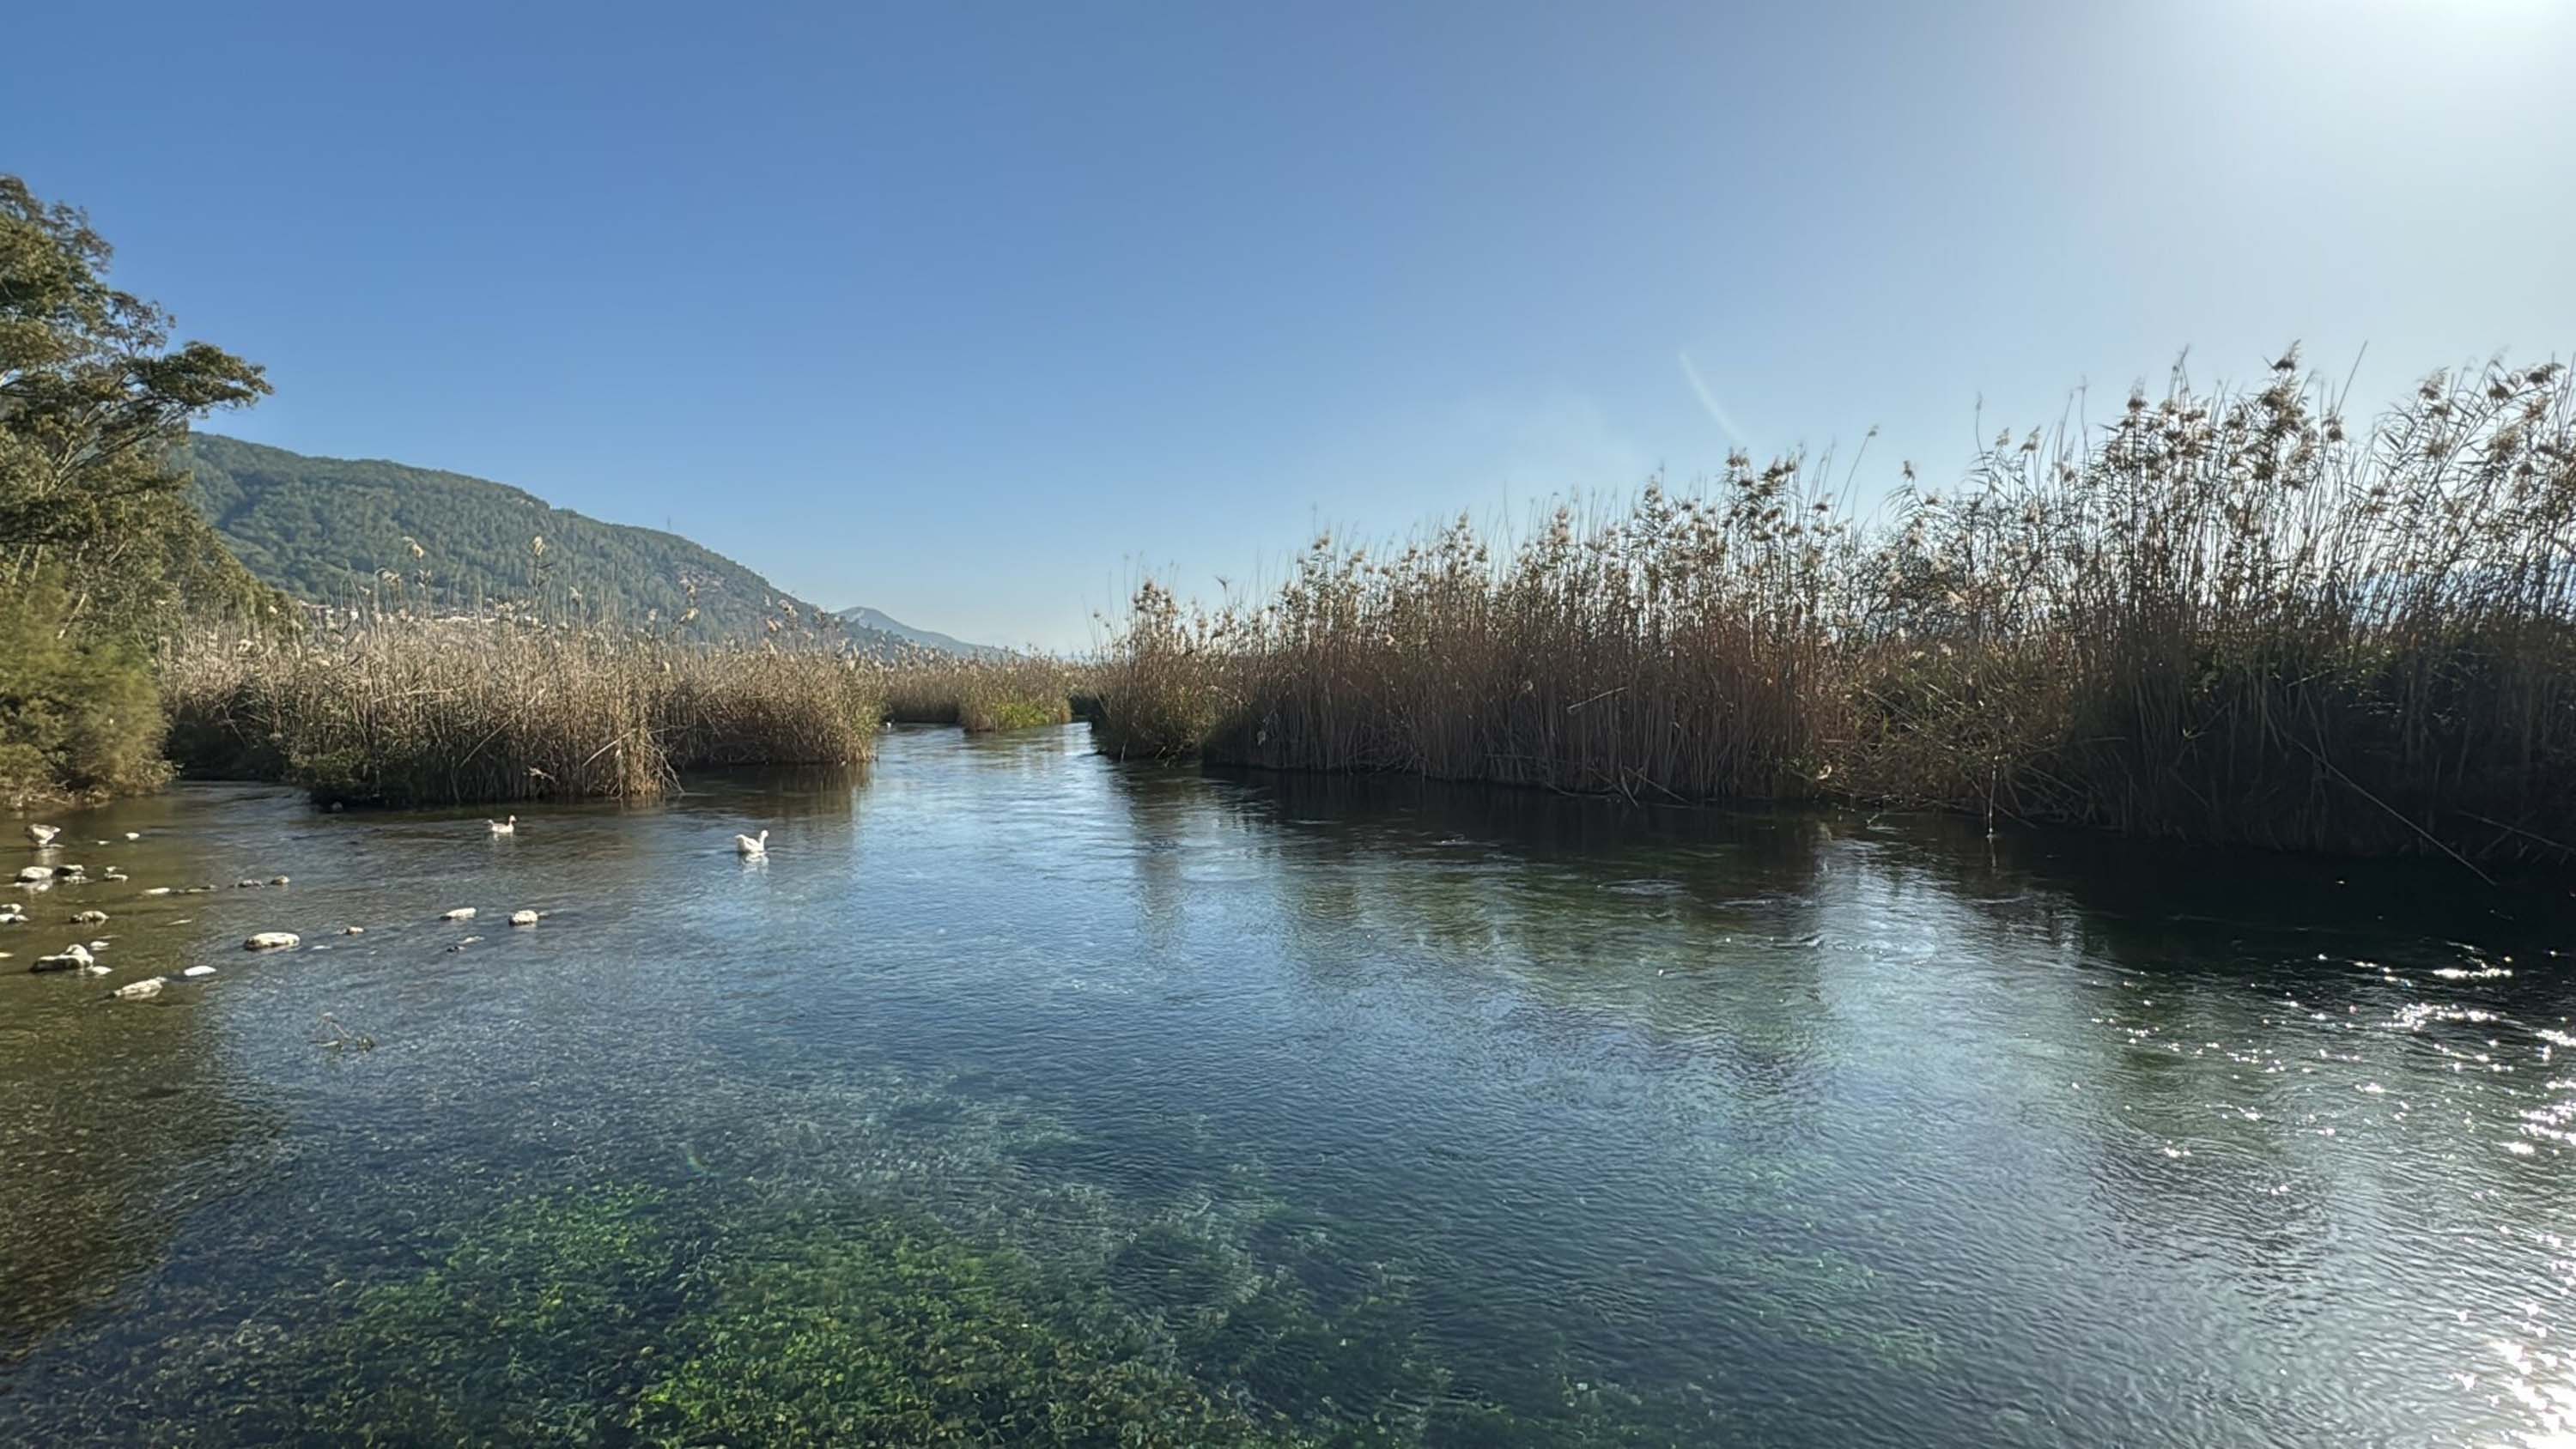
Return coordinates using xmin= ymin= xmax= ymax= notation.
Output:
xmin=27 ymin=825 xmax=139 ymax=847
xmin=490 ymin=813 xmax=768 ymax=857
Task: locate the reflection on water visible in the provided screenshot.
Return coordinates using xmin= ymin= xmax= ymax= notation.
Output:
xmin=2 ymin=725 xmax=2572 ymax=1444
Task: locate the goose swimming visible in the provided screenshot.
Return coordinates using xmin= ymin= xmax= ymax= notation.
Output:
xmin=734 ymin=829 xmax=769 ymax=857
xmin=489 ymin=815 xmax=517 ymax=835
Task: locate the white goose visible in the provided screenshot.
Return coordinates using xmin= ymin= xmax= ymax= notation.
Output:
xmin=27 ymin=824 xmax=60 ymax=847
xmin=733 ymin=829 xmax=769 ymax=858
xmin=488 ymin=815 xmax=518 ymax=835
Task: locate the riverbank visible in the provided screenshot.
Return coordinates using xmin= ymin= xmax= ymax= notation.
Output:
xmin=1090 ymin=358 xmax=2576 ymax=869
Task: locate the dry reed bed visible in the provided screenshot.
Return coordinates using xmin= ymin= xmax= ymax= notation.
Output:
xmin=1091 ymin=356 xmax=2576 ymax=866
xmin=163 ymin=621 xmax=886 ymax=807
xmin=878 ymin=652 xmax=1078 ymax=733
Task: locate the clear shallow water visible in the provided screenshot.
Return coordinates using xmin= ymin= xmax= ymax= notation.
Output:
xmin=3 ymin=724 xmax=2573 ymax=1445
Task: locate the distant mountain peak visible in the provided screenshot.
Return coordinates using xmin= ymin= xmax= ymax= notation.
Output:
xmin=831 ymin=606 xmax=1000 ymax=658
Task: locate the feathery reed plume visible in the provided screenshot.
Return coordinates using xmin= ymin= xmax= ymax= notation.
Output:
xmin=1093 ymin=355 xmax=2576 ymax=865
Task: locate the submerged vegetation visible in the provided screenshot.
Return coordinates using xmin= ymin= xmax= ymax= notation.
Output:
xmin=1094 ymin=355 xmax=2576 ymax=866
xmin=118 ymin=1168 xmax=1674 ymax=1444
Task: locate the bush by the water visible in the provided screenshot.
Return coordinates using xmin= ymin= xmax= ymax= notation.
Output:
xmin=879 ymin=651 xmax=1078 ymax=732
xmin=162 ymin=619 xmax=886 ymax=807
xmin=0 ymin=573 xmax=172 ymax=804
xmin=1091 ymin=355 xmax=2576 ymax=867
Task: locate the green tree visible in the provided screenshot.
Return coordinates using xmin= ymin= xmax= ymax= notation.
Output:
xmin=1 ymin=173 xmax=273 ymax=800
xmin=1 ymin=173 xmax=272 ymax=636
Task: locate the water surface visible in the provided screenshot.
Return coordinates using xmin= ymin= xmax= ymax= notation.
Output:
xmin=3 ymin=724 xmax=2573 ymax=1445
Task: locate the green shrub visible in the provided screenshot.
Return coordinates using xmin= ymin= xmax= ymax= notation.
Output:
xmin=0 ymin=573 xmax=171 ymax=803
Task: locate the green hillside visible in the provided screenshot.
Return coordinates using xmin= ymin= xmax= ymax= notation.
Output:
xmin=183 ymin=434 xmax=902 ymax=646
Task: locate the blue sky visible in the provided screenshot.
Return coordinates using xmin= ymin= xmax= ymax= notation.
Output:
xmin=14 ymin=0 xmax=2573 ymax=649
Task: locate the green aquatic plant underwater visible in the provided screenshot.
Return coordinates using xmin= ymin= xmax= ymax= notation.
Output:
xmin=134 ymin=1185 xmax=1681 ymax=1447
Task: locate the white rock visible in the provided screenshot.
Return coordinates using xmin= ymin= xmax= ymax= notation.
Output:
xmin=71 ymin=910 xmax=108 ymax=925
xmin=343 ymin=925 xmax=365 ymax=935
xmin=113 ymin=977 xmax=166 ymax=999
xmin=509 ymin=910 xmax=539 ymax=927
xmin=143 ymin=887 xmax=173 ymax=896
xmin=441 ymin=907 xmax=477 ymax=921
xmin=123 ymin=832 xmax=141 ymax=841
xmin=269 ymin=876 xmax=291 ymax=886
xmin=32 ymin=943 xmax=95 ymax=973
xmin=16 ymin=866 xmax=52 ymax=882
xmin=182 ymin=965 xmax=216 ymax=979
xmin=244 ymin=931 xmax=301 ymax=951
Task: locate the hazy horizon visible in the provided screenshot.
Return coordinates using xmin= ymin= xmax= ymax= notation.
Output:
xmin=16 ymin=0 xmax=2575 ymax=650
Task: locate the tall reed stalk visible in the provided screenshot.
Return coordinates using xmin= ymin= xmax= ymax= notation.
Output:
xmin=163 ymin=617 xmax=885 ymax=807
xmin=878 ymin=651 xmax=1078 ymax=733
xmin=1092 ymin=355 xmax=2576 ymax=865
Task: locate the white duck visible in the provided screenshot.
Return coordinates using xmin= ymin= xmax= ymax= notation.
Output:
xmin=733 ymin=829 xmax=769 ymax=858
xmin=489 ymin=815 xmax=518 ymax=835
xmin=27 ymin=824 xmax=59 ymax=847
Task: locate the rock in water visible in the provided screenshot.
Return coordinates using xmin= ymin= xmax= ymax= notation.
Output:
xmin=270 ymin=876 xmax=291 ymax=887
xmin=509 ymin=910 xmax=539 ymax=927
xmin=182 ymin=965 xmax=216 ymax=979
xmin=16 ymin=866 xmax=53 ymax=883
xmin=33 ymin=943 xmax=96 ymax=973
xmin=244 ymin=932 xmax=301 ymax=951
xmin=113 ymin=977 xmax=166 ymax=999
xmin=441 ymin=907 xmax=477 ymax=921
xmin=143 ymin=887 xmax=173 ymax=896
xmin=342 ymin=925 xmax=365 ymax=935
xmin=71 ymin=910 xmax=107 ymax=925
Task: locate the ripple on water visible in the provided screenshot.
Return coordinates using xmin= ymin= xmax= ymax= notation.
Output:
xmin=1 ymin=733 xmax=2573 ymax=1446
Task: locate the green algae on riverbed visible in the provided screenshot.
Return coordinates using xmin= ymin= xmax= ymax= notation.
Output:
xmin=119 ymin=1179 xmax=1683 ymax=1447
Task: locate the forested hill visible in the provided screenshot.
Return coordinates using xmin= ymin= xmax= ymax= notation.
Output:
xmin=182 ymin=434 xmax=908 ymax=646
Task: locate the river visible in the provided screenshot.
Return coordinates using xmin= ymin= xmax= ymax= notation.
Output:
xmin=3 ymin=724 xmax=2571 ymax=1445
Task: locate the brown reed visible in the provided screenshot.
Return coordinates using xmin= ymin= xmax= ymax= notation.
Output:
xmin=878 ymin=651 xmax=1078 ymax=733
xmin=1091 ymin=355 xmax=2576 ymax=866
xmin=162 ymin=617 xmax=885 ymax=807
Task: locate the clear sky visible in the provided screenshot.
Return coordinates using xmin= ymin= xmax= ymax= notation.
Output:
xmin=13 ymin=0 xmax=2573 ymax=650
